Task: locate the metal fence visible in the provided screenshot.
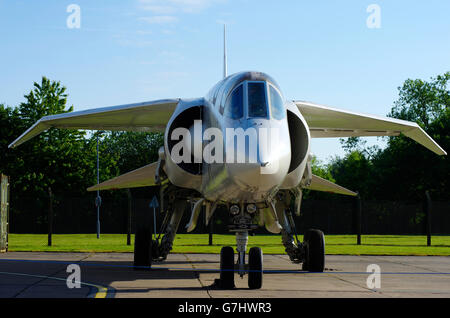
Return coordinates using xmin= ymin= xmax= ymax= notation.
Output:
xmin=7 ymin=194 xmax=450 ymax=235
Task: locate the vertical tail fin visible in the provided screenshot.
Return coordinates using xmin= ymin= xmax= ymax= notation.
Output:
xmin=223 ymin=24 xmax=227 ymax=79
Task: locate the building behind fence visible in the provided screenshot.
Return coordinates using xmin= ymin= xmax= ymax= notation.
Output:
xmin=8 ymin=194 xmax=450 ymax=235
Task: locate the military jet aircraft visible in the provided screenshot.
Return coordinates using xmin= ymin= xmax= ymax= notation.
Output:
xmin=9 ymin=32 xmax=446 ymax=289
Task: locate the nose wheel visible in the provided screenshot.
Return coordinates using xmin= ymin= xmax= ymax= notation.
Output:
xmin=218 ymin=240 xmax=264 ymax=289
xmin=220 ymin=246 xmax=235 ymax=289
xmin=219 ymin=246 xmax=263 ymax=289
xmin=248 ymin=246 xmax=263 ymax=289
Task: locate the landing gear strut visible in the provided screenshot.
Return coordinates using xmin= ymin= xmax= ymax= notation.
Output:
xmin=218 ymin=204 xmax=264 ymax=290
xmin=152 ymin=199 xmax=185 ymax=261
xmin=133 ymin=195 xmax=186 ymax=268
xmin=278 ymin=202 xmax=325 ymax=272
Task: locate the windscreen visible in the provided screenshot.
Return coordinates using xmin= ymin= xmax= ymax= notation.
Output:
xmin=269 ymin=85 xmax=285 ymax=120
xmin=248 ymin=82 xmax=268 ymax=118
xmin=223 ymin=84 xmax=244 ymax=119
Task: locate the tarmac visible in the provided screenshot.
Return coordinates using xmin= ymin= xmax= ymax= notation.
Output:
xmin=1 ymin=252 xmax=450 ymax=298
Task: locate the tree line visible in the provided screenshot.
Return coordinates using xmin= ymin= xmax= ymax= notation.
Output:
xmin=0 ymin=77 xmax=163 ymax=206
xmin=310 ymin=72 xmax=449 ymax=202
xmin=1 ymin=73 xmax=449 ymax=209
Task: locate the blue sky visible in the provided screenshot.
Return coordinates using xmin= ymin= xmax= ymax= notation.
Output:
xmin=1 ymin=0 xmax=449 ymax=162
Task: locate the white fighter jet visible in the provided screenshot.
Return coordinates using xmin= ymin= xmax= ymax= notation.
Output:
xmin=9 ymin=31 xmax=446 ymax=289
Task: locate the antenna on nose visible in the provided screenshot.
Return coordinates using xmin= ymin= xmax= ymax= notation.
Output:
xmin=223 ymin=24 xmax=227 ymax=79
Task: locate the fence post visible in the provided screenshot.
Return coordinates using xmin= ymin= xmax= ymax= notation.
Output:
xmin=6 ymin=176 xmax=9 ymax=252
xmin=127 ymin=189 xmax=132 ymax=246
xmin=208 ymin=212 xmax=213 ymax=246
xmin=425 ymin=191 xmax=432 ymax=246
xmin=48 ymin=187 xmax=53 ymax=247
xmin=355 ymin=192 xmax=362 ymax=245
xmin=1 ymin=175 xmax=10 ymax=253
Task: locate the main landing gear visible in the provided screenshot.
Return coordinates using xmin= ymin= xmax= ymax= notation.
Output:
xmin=133 ymin=198 xmax=186 ymax=269
xmin=280 ymin=206 xmax=325 ymax=272
xmin=301 ymin=229 xmax=325 ymax=272
xmin=282 ymin=227 xmax=326 ymax=272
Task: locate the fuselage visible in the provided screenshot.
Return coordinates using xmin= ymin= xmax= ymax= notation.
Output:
xmin=164 ymin=71 xmax=310 ymax=204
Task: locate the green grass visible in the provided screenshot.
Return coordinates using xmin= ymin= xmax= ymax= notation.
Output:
xmin=5 ymin=234 xmax=450 ymax=256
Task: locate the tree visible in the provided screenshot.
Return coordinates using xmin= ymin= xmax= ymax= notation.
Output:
xmin=18 ymin=77 xmax=73 ymax=124
xmin=0 ymin=104 xmax=24 ymax=174
xmin=328 ymin=151 xmax=374 ymax=199
xmin=302 ymin=155 xmax=337 ymax=200
xmin=339 ymin=137 xmax=381 ymax=160
xmin=2 ymin=77 xmax=163 ymax=232
xmin=5 ymin=77 xmax=119 ymax=199
xmin=331 ymin=72 xmax=449 ymax=201
xmin=101 ymin=131 xmax=163 ymax=174
xmin=372 ymin=73 xmax=449 ymax=200
xmin=389 ymin=72 xmax=449 ymax=128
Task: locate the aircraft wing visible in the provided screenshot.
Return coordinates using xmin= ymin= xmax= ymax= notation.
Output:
xmin=87 ymin=162 xmax=158 ymax=191
xmin=305 ymin=174 xmax=357 ymax=196
xmin=295 ymin=101 xmax=447 ymax=156
xmin=8 ymin=99 xmax=180 ymax=148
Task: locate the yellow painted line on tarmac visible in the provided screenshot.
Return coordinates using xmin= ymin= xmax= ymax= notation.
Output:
xmin=91 ymin=285 xmax=108 ymax=298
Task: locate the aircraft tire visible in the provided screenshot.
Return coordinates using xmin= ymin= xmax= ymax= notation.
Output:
xmin=220 ymin=246 xmax=235 ymax=289
xmin=248 ymin=247 xmax=263 ymax=289
xmin=305 ymin=229 xmax=325 ymax=272
xmin=133 ymin=227 xmax=152 ymax=269
xmin=301 ymin=230 xmax=311 ymax=271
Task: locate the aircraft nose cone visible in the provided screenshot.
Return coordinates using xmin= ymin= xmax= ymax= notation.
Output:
xmin=221 ymin=119 xmax=292 ymax=201
xmin=227 ymin=153 xmax=290 ymax=200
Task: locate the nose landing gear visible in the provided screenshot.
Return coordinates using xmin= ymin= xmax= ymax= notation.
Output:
xmin=218 ymin=230 xmax=264 ymax=290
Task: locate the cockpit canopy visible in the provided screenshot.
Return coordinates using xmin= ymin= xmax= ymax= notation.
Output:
xmin=221 ymin=80 xmax=286 ymax=120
